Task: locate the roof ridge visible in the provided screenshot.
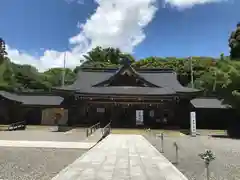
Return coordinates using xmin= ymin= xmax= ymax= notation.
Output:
xmin=79 ymin=67 xmax=176 ymax=73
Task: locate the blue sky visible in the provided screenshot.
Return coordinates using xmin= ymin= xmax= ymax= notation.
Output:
xmin=1 ymin=0 xmax=239 ymax=71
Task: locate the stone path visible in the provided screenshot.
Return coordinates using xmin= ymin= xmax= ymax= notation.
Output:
xmin=52 ymin=134 xmax=188 ymax=180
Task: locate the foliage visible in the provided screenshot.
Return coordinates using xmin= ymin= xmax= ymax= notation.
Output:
xmin=44 ymin=68 xmax=76 ymax=87
xmin=0 ymin=38 xmax=7 ymax=64
xmin=81 ymin=46 xmax=135 ymax=67
xmin=199 ymin=150 xmax=216 ymax=165
xmin=0 ymin=58 xmax=76 ymax=91
xmin=229 ymin=23 xmax=240 ymax=60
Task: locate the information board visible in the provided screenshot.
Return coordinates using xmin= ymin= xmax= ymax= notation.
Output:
xmin=136 ymin=110 xmax=144 ymax=125
xmin=190 ymin=111 xmax=197 ymax=136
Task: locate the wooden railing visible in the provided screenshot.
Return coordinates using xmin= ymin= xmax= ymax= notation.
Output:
xmin=8 ymin=121 xmax=26 ymax=131
xmin=86 ymin=122 xmax=100 ymax=137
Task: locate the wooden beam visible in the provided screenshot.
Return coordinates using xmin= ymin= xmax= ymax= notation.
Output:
xmin=74 ymin=95 xmax=175 ymax=101
xmin=85 ymin=101 xmax=167 ymax=105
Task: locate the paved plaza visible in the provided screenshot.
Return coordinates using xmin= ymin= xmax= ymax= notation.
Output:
xmin=52 ymin=134 xmax=188 ymax=180
xmin=0 ymin=128 xmax=102 ymax=149
xmin=2 ymin=128 xmax=239 ymax=180
xmin=0 ymin=128 xmax=102 ymax=180
xmin=145 ymin=134 xmax=240 ymax=180
xmin=0 ymin=128 xmax=87 ymax=142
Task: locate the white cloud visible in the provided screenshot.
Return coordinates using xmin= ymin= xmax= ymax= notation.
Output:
xmin=70 ymin=0 xmax=158 ymax=53
xmin=6 ymin=0 xmax=229 ymax=72
xmin=7 ymin=0 xmax=158 ymax=72
xmin=163 ymin=0 xmax=228 ymax=8
xmin=6 ymin=45 xmax=82 ymax=72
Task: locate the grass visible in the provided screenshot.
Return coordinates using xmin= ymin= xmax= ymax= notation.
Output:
xmin=198 ymin=129 xmax=227 ymax=135
xmin=180 ymin=129 xmax=227 ymax=136
xmin=111 ymin=128 xmax=227 ymax=137
xmin=0 ymin=124 xmax=8 ymax=131
xmin=26 ymin=125 xmax=55 ymax=129
xmin=111 ymin=128 xmax=185 ymax=137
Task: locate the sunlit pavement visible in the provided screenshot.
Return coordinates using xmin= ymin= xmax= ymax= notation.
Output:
xmin=52 ymin=134 xmax=188 ymax=180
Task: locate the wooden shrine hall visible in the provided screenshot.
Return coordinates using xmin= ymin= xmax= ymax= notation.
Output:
xmin=53 ymin=64 xmax=201 ymax=128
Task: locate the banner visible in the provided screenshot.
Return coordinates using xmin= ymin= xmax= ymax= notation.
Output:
xmin=190 ymin=111 xmax=197 ymax=136
xmin=136 ymin=110 xmax=144 ymax=125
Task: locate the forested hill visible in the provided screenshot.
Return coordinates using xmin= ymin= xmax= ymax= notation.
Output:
xmin=0 ymin=57 xmax=75 ymax=91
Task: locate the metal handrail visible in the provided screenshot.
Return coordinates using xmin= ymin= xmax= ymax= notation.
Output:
xmin=101 ymin=122 xmax=111 ymax=138
xmin=8 ymin=121 xmax=26 ymax=131
xmin=86 ymin=122 xmax=100 ymax=137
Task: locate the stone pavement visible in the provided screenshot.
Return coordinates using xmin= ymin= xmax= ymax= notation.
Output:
xmin=52 ymin=134 xmax=188 ymax=180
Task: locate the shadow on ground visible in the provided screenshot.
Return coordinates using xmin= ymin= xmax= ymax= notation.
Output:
xmin=51 ymin=126 xmax=74 ymax=132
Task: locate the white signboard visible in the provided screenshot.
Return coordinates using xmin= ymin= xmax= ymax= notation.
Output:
xmin=97 ymin=108 xmax=105 ymax=113
xmin=149 ymin=110 xmax=154 ymax=117
xmin=190 ymin=111 xmax=197 ymax=136
xmin=136 ymin=110 xmax=144 ymax=125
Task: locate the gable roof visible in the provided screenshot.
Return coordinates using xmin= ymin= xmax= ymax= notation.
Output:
xmin=191 ymin=98 xmax=231 ymax=109
xmin=0 ymin=91 xmax=63 ymax=106
xmin=54 ymin=65 xmax=200 ymax=95
xmin=93 ymin=64 xmax=159 ymax=87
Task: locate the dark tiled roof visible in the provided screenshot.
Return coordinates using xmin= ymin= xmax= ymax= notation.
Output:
xmin=19 ymin=95 xmax=64 ymax=105
xmin=138 ymin=71 xmax=199 ymax=93
xmin=191 ymin=98 xmax=231 ymax=109
xmin=0 ymin=91 xmax=22 ymax=102
xmin=55 ymin=66 xmax=200 ymax=95
xmin=0 ymin=91 xmax=63 ymax=105
xmin=55 ymin=71 xmax=113 ymax=91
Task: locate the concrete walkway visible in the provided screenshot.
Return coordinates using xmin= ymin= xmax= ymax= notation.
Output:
xmin=52 ymin=134 xmax=188 ymax=180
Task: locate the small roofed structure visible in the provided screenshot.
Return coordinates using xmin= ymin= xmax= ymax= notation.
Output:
xmin=53 ymin=64 xmax=201 ymax=128
xmin=191 ymin=98 xmax=232 ymax=109
xmin=0 ymin=91 xmax=64 ymax=106
xmin=191 ymin=98 xmax=235 ymax=129
xmin=0 ymin=91 xmax=64 ymax=125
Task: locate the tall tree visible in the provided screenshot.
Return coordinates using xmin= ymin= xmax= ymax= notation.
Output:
xmin=0 ymin=38 xmax=7 ymax=64
xmin=81 ymin=46 xmax=135 ymax=67
xmin=229 ymin=23 xmax=240 ymax=60
xmin=43 ymin=68 xmax=76 ymax=86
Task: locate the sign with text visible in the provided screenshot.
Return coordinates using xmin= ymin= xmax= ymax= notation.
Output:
xmin=136 ymin=110 xmax=144 ymax=125
xmin=97 ymin=108 xmax=105 ymax=113
xmin=190 ymin=111 xmax=197 ymax=136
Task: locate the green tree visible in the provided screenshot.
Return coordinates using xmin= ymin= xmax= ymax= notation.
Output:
xmin=3 ymin=58 xmax=16 ymax=87
xmin=43 ymin=68 xmax=76 ymax=86
xmin=12 ymin=64 xmax=50 ymax=90
xmin=0 ymin=38 xmax=7 ymax=64
xmin=220 ymin=53 xmax=225 ymax=60
xmin=81 ymin=46 xmax=135 ymax=67
xmin=229 ymin=23 xmax=240 ymax=60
